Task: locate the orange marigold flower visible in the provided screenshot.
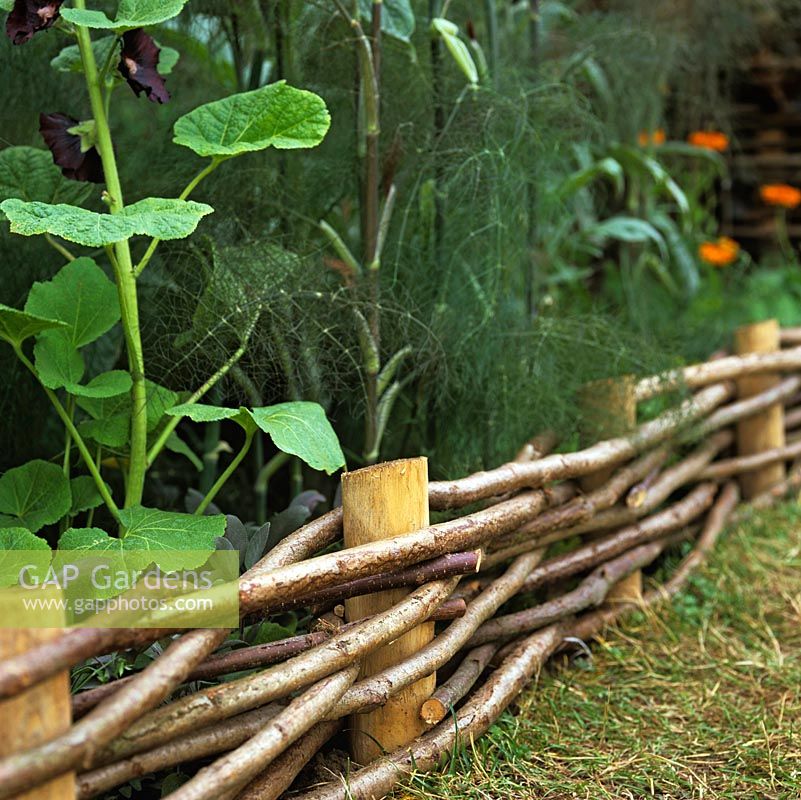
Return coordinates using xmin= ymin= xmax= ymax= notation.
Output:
xmin=759 ymin=183 xmax=801 ymax=209
xmin=687 ymin=130 xmax=729 ymax=152
xmin=698 ymin=236 xmax=740 ymax=267
xmin=638 ymin=128 xmax=666 ymax=147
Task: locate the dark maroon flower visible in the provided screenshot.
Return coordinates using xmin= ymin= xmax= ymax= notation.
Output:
xmin=118 ymin=29 xmax=170 ymax=104
xmin=5 ymin=0 xmax=63 ymax=45
xmin=39 ymin=113 xmax=104 ymax=184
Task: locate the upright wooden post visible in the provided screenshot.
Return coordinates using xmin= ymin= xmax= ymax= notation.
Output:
xmin=735 ymin=319 xmax=786 ymax=498
xmin=342 ymin=457 xmax=433 ymax=764
xmin=579 ymin=375 xmax=642 ymax=602
xmin=0 ymin=627 xmax=75 ymax=799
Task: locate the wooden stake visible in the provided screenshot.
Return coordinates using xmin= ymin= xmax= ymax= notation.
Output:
xmin=342 ymin=457 xmax=433 ymax=764
xmin=0 ymin=622 xmax=75 ymax=799
xmin=579 ymin=375 xmax=642 ymax=602
xmin=735 ymin=319 xmax=786 ymax=498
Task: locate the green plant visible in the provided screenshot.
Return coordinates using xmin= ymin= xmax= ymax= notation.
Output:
xmin=0 ymin=0 xmax=345 ymax=567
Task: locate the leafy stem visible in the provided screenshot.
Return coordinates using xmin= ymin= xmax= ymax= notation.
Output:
xmin=194 ymin=429 xmax=255 ymax=515
xmin=14 ymin=346 xmax=120 ymax=520
xmin=75 ymin=5 xmax=149 ymax=509
xmin=133 ymin=157 xmax=224 ymax=278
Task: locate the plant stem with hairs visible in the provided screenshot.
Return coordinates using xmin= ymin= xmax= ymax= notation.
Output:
xmin=75 ymin=6 xmax=148 ymax=509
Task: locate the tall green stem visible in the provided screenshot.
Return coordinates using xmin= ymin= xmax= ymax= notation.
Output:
xmin=195 ymin=430 xmax=255 ymax=515
xmin=74 ymin=6 xmax=148 ymax=509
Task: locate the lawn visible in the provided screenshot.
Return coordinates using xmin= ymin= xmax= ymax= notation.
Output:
xmin=398 ymin=504 xmax=801 ymax=799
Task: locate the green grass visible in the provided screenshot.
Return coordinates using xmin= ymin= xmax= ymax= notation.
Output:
xmin=398 ymin=503 xmax=801 ymax=799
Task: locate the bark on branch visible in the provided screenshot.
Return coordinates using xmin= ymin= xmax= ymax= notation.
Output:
xmin=327 ymin=549 xmax=545 ymax=718
xmin=634 ymin=346 xmax=801 ymax=400
xmin=428 ymin=383 xmax=731 ymax=509
xmin=290 ymin=625 xmax=565 ymax=800
xmin=519 ymin=483 xmax=718 ymax=594
xmin=420 ymin=643 xmax=499 ymax=725
xmin=91 ymin=579 xmax=458 ymax=767
xmin=234 ymin=720 xmax=342 ymax=800
xmin=76 ymin=705 xmax=285 ymax=798
xmin=468 ymin=535 xmax=681 ymax=646
xmin=238 ymin=486 xmax=572 ymax=614
xmin=699 ymin=440 xmax=801 ymax=480
xmin=0 ymin=628 xmax=230 ymax=800
xmin=555 ymin=432 xmax=730 ymax=538
xmin=167 ymin=665 xmax=359 ymax=800
xmin=484 ymin=445 xmax=671 ymax=564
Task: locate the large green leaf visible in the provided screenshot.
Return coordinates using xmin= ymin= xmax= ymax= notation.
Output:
xmin=77 ymin=380 xmax=177 ymax=448
xmin=1 ymin=198 xmax=214 ymax=248
xmin=358 ymin=0 xmax=415 ymax=42
xmin=173 ymin=81 xmax=331 ymax=158
xmin=119 ymin=506 xmax=225 ymax=571
xmin=78 ymin=415 xmax=129 ymax=449
xmin=166 ymin=403 xmax=243 ymax=423
xmin=69 ymin=476 xmax=107 ymax=515
xmin=0 ymin=460 xmax=72 ymax=532
xmin=651 ymin=210 xmax=701 ymax=297
xmin=166 ymin=402 xmax=254 ymax=432
xmin=250 ymin=402 xmax=345 ymax=474
xmin=0 ymin=527 xmax=51 ymax=589
xmin=77 ymin=391 xmax=130 ymax=448
xmin=26 ymin=258 xmax=120 ymax=348
xmin=58 ymin=526 xmax=122 ymax=554
xmin=0 ymin=304 xmax=67 ymax=349
xmin=0 ymin=146 xmax=91 ymax=209
xmin=61 ymin=0 xmax=189 ymax=30
xmin=55 ymin=527 xmax=125 ymax=601
xmin=142 ymin=382 xmax=179 ymax=431
xmin=33 ymin=332 xmax=85 ymax=389
xmin=51 ymin=36 xmax=179 ymax=76
xmin=68 ymin=370 xmax=132 ymax=399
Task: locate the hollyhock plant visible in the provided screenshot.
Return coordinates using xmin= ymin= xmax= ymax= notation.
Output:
xmin=5 ymin=0 xmax=63 ymax=45
xmin=39 ymin=112 xmax=104 ymax=183
xmin=0 ymin=0 xmax=337 ymax=583
xmin=119 ymin=28 xmax=170 ymax=104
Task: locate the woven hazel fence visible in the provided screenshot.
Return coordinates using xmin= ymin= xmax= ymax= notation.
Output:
xmin=4 ymin=318 xmax=801 ymax=800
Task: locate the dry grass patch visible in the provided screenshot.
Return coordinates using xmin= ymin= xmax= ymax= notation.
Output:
xmin=398 ymin=503 xmax=801 ymax=799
